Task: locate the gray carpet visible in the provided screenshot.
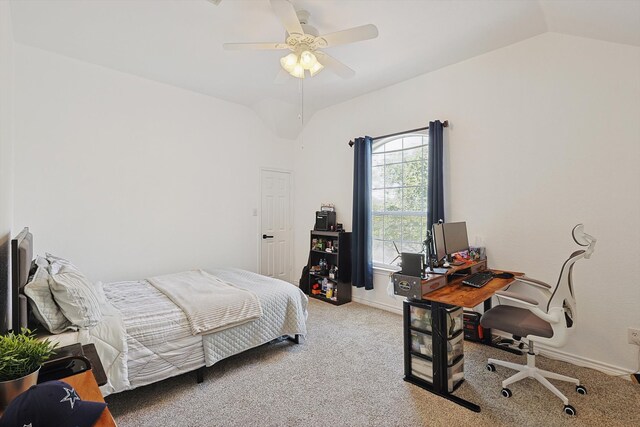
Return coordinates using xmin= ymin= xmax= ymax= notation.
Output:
xmin=106 ymin=299 xmax=640 ymax=426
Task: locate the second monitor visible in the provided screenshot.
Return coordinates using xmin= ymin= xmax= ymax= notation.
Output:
xmin=433 ymin=221 xmax=469 ymax=267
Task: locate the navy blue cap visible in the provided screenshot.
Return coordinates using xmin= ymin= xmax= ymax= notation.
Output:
xmin=0 ymin=380 xmax=107 ymax=427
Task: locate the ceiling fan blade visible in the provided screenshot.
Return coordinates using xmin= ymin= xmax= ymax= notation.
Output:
xmin=274 ymin=68 xmax=291 ymax=84
xmin=270 ymin=0 xmax=304 ymax=36
xmin=223 ymin=42 xmax=289 ymax=51
xmin=316 ymin=52 xmax=355 ymax=79
xmin=318 ymin=24 xmax=379 ymax=48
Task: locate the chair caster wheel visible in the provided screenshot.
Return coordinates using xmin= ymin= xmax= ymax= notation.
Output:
xmin=576 ymin=385 xmax=587 ymax=395
xmin=501 ymin=388 xmax=512 ymax=398
xmin=486 ymin=363 xmax=496 ymax=372
xmin=563 ymin=404 xmax=577 ymax=416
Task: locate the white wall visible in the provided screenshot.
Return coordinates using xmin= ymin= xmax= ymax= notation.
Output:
xmin=0 ymin=2 xmax=15 ymax=332
xmin=13 ymin=44 xmax=294 ymax=283
xmin=294 ymin=33 xmax=640 ymax=373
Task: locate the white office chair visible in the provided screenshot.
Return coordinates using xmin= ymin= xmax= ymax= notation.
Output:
xmin=481 ymin=224 xmax=596 ymax=416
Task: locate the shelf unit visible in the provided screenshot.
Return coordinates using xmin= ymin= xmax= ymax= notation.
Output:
xmin=308 ymin=230 xmax=351 ymax=305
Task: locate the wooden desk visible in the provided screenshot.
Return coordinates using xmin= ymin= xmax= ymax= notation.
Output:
xmin=63 ymin=371 xmax=117 ymax=427
xmin=425 ymin=270 xmax=524 ymax=307
xmin=404 ymin=267 xmax=523 ymax=413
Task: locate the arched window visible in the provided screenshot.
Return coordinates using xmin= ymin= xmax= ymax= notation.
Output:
xmin=372 ymin=133 xmax=429 ymax=267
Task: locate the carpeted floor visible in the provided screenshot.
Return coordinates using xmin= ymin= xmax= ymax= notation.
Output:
xmin=106 ymin=299 xmax=640 ymax=426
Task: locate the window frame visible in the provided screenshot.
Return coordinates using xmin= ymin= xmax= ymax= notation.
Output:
xmin=371 ymin=132 xmax=429 ymax=270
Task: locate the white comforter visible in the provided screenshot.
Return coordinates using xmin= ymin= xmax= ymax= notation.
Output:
xmin=79 ymin=269 xmax=307 ymax=396
xmin=148 ymin=270 xmax=263 ymax=335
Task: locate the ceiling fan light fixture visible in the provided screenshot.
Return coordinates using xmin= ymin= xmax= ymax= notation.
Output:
xmin=299 ymin=50 xmax=317 ymax=69
xmin=290 ymin=62 xmax=305 ymax=79
xmin=309 ymin=61 xmax=324 ymax=76
xmin=280 ymin=53 xmax=298 ymax=72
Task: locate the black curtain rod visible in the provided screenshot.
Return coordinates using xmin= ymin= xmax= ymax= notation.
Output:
xmin=348 ymin=120 xmax=449 ymax=147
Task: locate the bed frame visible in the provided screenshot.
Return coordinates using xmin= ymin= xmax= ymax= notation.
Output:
xmin=10 ymin=227 xmax=32 ymax=333
xmin=7 ymin=227 xmax=302 ymax=385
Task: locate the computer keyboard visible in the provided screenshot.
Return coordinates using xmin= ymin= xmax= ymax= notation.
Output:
xmin=462 ymin=271 xmax=494 ymax=288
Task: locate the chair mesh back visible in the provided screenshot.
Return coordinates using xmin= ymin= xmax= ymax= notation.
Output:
xmin=547 ymin=250 xmax=586 ymax=326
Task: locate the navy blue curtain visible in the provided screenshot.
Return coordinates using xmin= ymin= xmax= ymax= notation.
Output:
xmin=427 ymin=121 xmax=445 ymax=231
xmin=351 ymin=136 xmax=373 ymax=290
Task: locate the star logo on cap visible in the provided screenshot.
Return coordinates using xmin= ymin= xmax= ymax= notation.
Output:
xmin=60 ymin=387 xmax=81 ymax=409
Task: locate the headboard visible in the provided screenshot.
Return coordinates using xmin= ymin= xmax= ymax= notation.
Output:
xmin=11 ymin=227 xmax=33 ymax=332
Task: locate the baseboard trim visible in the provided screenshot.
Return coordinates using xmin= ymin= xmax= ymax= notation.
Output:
xmin=352 ymin=298 xmax=633 ymax=379
xmin=351 ymin=296 xmax=402 ymax=315
xmin=493 ymin=331 xmax=633 ymax=379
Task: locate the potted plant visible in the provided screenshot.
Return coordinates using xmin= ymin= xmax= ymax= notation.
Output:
xmin=0 ymin=328 xmax=57 ymax=410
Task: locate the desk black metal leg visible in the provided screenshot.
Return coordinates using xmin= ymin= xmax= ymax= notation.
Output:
xmin=482 ymin=299 xmax=493 ymax=346
xmin=403 ymin=376 xmax=480 ymax=412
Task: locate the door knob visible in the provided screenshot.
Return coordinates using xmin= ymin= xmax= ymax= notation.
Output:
xmin=262 ymin=234 xmax=274 ymax=239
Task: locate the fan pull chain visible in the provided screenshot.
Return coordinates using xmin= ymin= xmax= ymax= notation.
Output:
xmin=299 ymin=78 xmax=305 ymax=150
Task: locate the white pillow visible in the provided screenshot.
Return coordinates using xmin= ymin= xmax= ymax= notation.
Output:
xmin=49 ymin=258 xmax=103 ymax=328
xmin=23 ymin=257 xmax=75 ymax=334
xmin=46 ymin=253 xmax=80 ymax=275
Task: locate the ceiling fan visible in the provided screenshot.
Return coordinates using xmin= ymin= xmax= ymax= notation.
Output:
xmin=223 ymin=0 xmax=378 ymax=79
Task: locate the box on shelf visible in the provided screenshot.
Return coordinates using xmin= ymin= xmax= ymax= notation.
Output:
xmin=463 ymin=311 xmax=485 ymax=342
xmin=410 ymin=355 xmax=464 ymax=392
xmin=410 ymin=305 xmax=463 ymax=338
xmin=410 ymin=330 xmax=463 ymax=365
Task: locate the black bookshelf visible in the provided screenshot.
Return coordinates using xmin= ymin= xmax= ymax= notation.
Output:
xmin=308 ymin=230 xmax=351 ymax=305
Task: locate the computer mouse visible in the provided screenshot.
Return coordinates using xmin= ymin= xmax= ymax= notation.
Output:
xmin=493 ymin=272 xmax=514 ymax=279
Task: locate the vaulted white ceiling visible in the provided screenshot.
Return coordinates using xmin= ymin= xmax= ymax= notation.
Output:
xmin=10 ymin=0 xmax=640 ymax=139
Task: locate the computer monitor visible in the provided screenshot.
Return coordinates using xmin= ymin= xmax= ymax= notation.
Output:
xmin=432 ymin=223 xmax=447 ymax=264
xmin=432 ymin=221 xmax=469 ymax=263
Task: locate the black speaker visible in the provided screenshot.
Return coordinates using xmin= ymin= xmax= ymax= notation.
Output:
xmin=315 ymin=211 xmax=336 ymax=231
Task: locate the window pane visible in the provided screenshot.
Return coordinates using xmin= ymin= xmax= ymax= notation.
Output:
xmin=403 ymin=216 xmax=424 ymax=243
xmin=403 ymin=186 xmax=426 ymax=212
xmin=373 ymin=239 xmax=384 ymax=263
xmin=383 ymin=241 xmax=401 ymax=265
xmin=385 ymin=163 xmax=403 ymax=188
xmin=373 ymin=215 xmax=384 ymax=239
xmin=385 ymin=188 xmax=402 ymax=211
xmin=372 ymin=189 xmax=384 ymax=212
xmin=403 ymin=136 xmax=424 ymax=149
xmin=403 ymin=147 xmax=422 ymax=162
xmin=402 ymin=242 xmax=424 ymax=254
xmin=385 ymin=150 xmax=402 ymax=164
xmin=403 ymin=160 xmax=423 ymax=187
xmin=385 ymin=138 xmax=403 ymax=152
xmin=372 ymin=152 xmax=384 ymax=166
xmin=384 ymin=216 xmax=402 ymax=241
xmin=372 ymin=165 xmax=384 ymax=189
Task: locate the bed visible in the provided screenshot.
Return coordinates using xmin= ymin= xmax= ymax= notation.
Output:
xmin=9 ymin=228 xmax=308 ymax=396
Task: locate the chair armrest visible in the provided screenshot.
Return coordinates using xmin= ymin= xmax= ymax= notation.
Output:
xmin=495 ymin=291 xmax=539 ymax=306
xmin=517 ymin=276 xmax=552 ymax=289
xmin=495 ymin=291 xmax=562 ymax=324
